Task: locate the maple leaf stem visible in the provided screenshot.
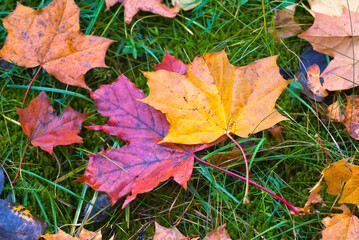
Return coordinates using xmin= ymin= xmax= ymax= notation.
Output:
xmin=12 ymin=140 xmax=30 ymax=184
xmin=315 ymin=134 xmax=328 ymax=164
xmin=226 ymin=133 xmax=250 ymax=204
xmin=193 ymin=155 xmax=299 ymax=214
xmin=22 ymin=66 xmax=42 ymax=108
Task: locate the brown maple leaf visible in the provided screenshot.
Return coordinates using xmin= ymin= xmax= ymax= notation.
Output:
xmin=0 ymin=0 xmax=114 ymax=89
xmin=16 ymin=91 xmax=86 ymax=155
xmin=142 ymin=50 xmax=290 ymax=145
xmin=153 ymin=222 xmax=185 ymax=240
xmin=342 ymin=95 xmax=359 ymax=140
xmin=328 ymin=101 xmax=345 ymax=122
xmin=299 ymin=8 xmax=359 ymax=91
xmin=269 ymin=4 xmax=303 ymax=39
xmin=105 ymin=0 xmax=180 ymax=24
xmin=153 ymin=222 xmax=232 ymax=240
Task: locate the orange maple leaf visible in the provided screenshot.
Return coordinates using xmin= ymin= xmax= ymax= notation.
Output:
xmin=0 ymin=0 xmax=114 ymax=89
xmin=339 ymin=164 xmax=359 ymax=207
xmin=38 ymin=228 xmax=104 ymax=240
xmin=299 ymin=8 xmax=359 ymax=91
xmin=323 ymin=159 xmax=352 ymax=196
xmin=105 ymin=0 xmax=180 ymax=24
xmin=141 ymin=50 xmax=290 ymax=145
xmin=327 ymin=96 xmax=359 ymax=140
xmin=321 ymin=205 xmax=359 ymax=240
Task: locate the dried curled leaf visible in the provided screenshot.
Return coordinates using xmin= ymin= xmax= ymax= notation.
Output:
xmin=105 ymin=0 xmax=180 ymax=24
xmin=306 ymin=64 xmax=328 ymax=98
xmin=0 ymin=0 xmax=114 ymax=89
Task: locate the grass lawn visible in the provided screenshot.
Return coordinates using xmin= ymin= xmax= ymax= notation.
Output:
xmin=0 ymin=0 xmax=356 ymax=239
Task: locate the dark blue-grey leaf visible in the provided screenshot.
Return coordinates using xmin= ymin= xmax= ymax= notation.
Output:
xmin=0 ymin=199 xmax=46 ymax=240
xmin=0 ymin=167 xmax=4 ymax=195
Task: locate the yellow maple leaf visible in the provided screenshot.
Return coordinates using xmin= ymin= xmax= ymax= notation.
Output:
xmin=142 ymin=50 xmax=290 ymax=145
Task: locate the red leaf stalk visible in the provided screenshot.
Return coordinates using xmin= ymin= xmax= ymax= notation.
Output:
xmin=193 ymin=155 xmax=299 ymax=214
xmin=22 ymin=66 xmax=42 ymax=107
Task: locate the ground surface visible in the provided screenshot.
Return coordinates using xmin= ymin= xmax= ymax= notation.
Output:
xmin=0 ymin=0 xmax=356 ymax=239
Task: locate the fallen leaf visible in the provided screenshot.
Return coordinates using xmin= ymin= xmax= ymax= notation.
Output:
xmin=0 ymin=198 xmax=46 ymax=240
xmin=309 ymin=0 xmax=359 ymax=16
xmin=172 ymin=0 xmax=202 ymax=11
xmin=203 ymin=224 xmax=232 ymax=240
xmin=321 ymin=206 xmax=359 ymax=240
xmin=299 ymin=8 xmax=359 ymax=91
xmin=16 ymin=91 xmax=86 ymax=155
xmin=343 ymin=95 xmax=359 ymax=140
xmin=105 ymin=0 xmax=180 ymax=24
xmin=328 ymin=101 xmax=345 ymax=122
xmin=154 ymin=51 xmax=187 ymax=74
xmin=339 ymin=164 xmax=359 ymax=207
xmin=153 ymin=222 xmax=185 ymax=240
xmin=38 ymin=228 xmax=102 ymax=240
xmin=0 ymin=0 xmax=114 ymax=89
xmin=306 ymin=64 xmax=328 ymax=99
xmin=269 ymin=4 xmax=303 ymax=39
xmin=267 ymin=125 xmax=284 ymax=139
xmin=322 ymin=159 xmax=351 ymax=196
xmin=0 ymin=168 xmax=46 ymax=239
xmin=141 ymin=50 xmax=290 ymax=145
xmin=298 ymin=177 xmax=323 ymax=214
xmin=306 ymin=177 xmax=323 ymax=206
xmin=295 ymin=47 xmax=330 ymax=102
xmin=84 ymin=194 xmax=114 ymax=222
xmin=77 ymin=75 xmax=219 ymax=206
xmin=153 ymin=222 xmax=233 ymax=240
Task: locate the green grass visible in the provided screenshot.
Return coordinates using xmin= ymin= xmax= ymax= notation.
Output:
xmin=0 ymin=0 xmax=357 ymax=239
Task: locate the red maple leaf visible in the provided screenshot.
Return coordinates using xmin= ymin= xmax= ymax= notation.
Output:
xmin=16 ymin=91 xmax=87 ymax=155
xmin=77 ymin=75 xmax=218 ymax=207
xmin=154 ymin=51 xmax=187 ymax=74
